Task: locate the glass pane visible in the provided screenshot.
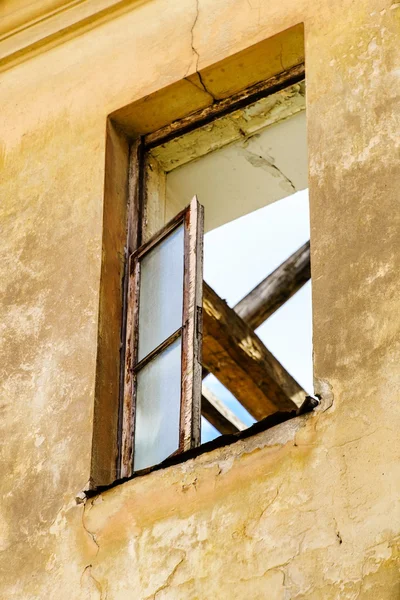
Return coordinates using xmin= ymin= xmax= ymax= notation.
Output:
xmin=134 ymin=337 xmax=182 ymax=471
xmin=138 ymin=225 xmax=184 ymax=361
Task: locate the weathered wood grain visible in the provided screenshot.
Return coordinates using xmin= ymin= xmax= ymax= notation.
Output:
xmin=181 ymin=196 xmax=204 ymax=451
xmin=202 ymin=282 xmax=305 ymax=419
xmin=119 ymin=139 xmax=142 ymax=479
xmin=202 ymin=385 xmax=247 ymax=435
xmin=234 ymin=241 xmax=310 ymax=330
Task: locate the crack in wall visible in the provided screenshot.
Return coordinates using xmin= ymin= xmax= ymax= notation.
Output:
xmin=189 ymin=0 xmax=200 ymax=70
xmin=330 ymin=427 xmax=379 ymax=449
xmin=185 ymin=0 xmax=216 ymax=101
xmin=228 ymin=115 xmax=248 ymax=140
xmin=245 ymin=0 xmax=261 ymax=25
xmin=81 ymin=504 xmax=106 ymax=599
xmin=82 ymin=502 xmax=100 ymax=556
xmin=145 ymin=553 xmax=186 ymax=600
xmin=240 ymin=147 xmax=296 ymax=192
xmin=243 ymin=485 xmax=283 ymax=540
xmin=81 ymin=564 xmax=107 ymax=599
xmin=196 ymin=70 xmax=215 ymax=101
xmin=279 ymin=44 xmax=285 ymax=72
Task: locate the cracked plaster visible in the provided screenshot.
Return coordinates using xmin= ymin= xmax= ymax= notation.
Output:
xmin=163 ymin=110 xmax=307 ymax=232
xmin=1 ymin=0 xmax=400 ymax=598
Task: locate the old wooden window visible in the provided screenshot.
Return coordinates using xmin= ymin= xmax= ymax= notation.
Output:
xmin=120 ymin=197 xmax=204 ymax=475
xmin=114 ymin=67 xmax=318 ymax=483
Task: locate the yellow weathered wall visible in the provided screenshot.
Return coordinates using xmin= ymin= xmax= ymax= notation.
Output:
xmin=1 ymin=0 xmax=400 ymax=598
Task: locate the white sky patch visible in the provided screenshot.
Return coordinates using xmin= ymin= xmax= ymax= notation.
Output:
xmin=202 ymin=189 xmax=313 ymax=443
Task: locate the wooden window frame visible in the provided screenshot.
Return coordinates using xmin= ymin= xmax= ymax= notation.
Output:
xmin=116 ymin=63 xmax=305 ymax=481
xmin=120 ymin=196 xmax=204 ymax=477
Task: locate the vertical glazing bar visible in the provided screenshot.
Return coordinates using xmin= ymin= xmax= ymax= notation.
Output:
xmin=180 ymin=196 xmax=204 ymax=451
xmin=120 ymin=256 xmax=140 ymax=478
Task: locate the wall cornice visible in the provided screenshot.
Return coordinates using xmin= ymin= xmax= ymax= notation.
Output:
xmin=0 ymin=0 xmax=145 ymax=71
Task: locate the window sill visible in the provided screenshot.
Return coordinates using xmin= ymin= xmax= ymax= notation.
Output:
xmin=86 ymin=397 xmax=318 ymax=498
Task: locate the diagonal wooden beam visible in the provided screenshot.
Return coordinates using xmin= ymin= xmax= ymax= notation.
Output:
xmin=202 ymin=282 xmax=305 ymax=420
xmin=201 ymin=242 xmax=310 ymax=428
xmin=234 ymin=241 xmax=310 ymax=330
xmin=202 ymin=385 xmax=247 ymax=435
xmin=201 ymin=240 xmax=310 ymax=383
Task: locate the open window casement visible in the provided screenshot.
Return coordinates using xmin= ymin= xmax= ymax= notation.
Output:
xmin=120 ymin=196 xmax=204 ymax=476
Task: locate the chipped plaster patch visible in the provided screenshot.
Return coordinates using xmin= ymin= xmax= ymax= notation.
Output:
xmin=314 ymin=378 xmax=334 ymax=412
xmin=239 ymin=147 xmax=296 ymax=193
xmin=150 ymin=82 xmax=305 ymax=172
xmin=341 ymin=134 xmax=381 ymax=170
xmin=366 ymin=262 xmax=391 ymax=284
xmin=34 ymin=434 xmax=45 ymax=447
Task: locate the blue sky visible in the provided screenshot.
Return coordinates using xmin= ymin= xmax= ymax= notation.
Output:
xmin=201 ymin=189 xmax=313 ymax=442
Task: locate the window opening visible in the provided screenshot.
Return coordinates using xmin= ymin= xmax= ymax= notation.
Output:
xmin=202 ymin=190 xmax=312 ymax=442
xmin=120 ymin=77 xmax=317 ymax=477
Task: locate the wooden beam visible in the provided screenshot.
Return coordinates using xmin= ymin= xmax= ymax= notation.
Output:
xmin=201 ymin=241 xmax=310 ymax=382
xmin=202 ymin=385 xmax=247 ymax=435
xmin=234 ymin=241 xmax=310 ymax=330
xmin=202 ymin=282 xmax=305 ymax=420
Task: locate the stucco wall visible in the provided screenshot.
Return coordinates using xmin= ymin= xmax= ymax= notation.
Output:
xmin=1 ymin=0 xmax=400 ymax=598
